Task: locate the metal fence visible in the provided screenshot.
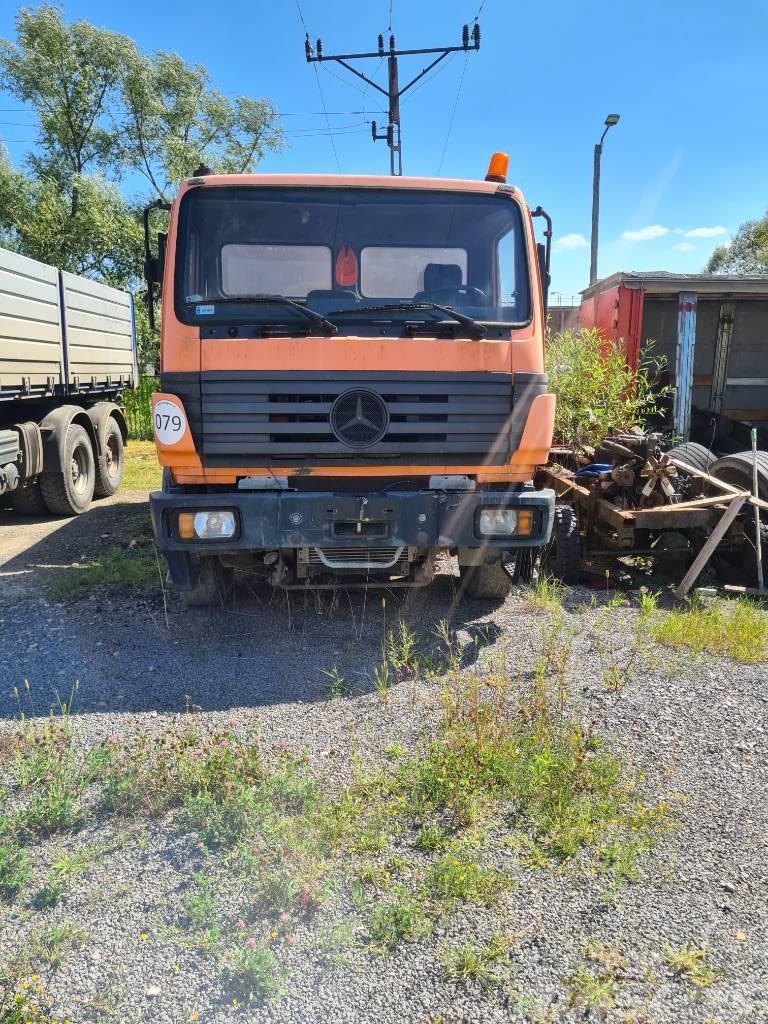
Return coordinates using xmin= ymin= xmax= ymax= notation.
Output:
xmin=121 ymin=376 xmax=157 ymax=441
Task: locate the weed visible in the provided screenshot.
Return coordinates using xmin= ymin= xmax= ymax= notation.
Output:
xmin=443 ymin=933 xmax=512 ymax=988
xmin=0 ymin=976 xmax=54 ymax=1023
xmin=665 ymin=943 xmax=723 ymax=988
xmin=567 ymin=964 xmax=618 ymax=1010
xmin=223 ymin=940 xmax=287 ymax=1002
xmin=0 ymin=839 xmax=32 ymax=899
xmin=312 ymin=921 xmax=354 ymax=969
xmin=14 ymin=691 xmax=107 ymax=833
xmin=583 ymin=939 xmax=627 ymax=972
xmin=321 ymin=666 xmax=349 ymax=699
xmin=638 ymin=590 xmax=660 ymax=618
xmin=29 ymin=923 xmax=89 ymax=969
xmin=183 ymin=873 xmax=219 ymax=930
xmin=32 ymin=846 xmax=101 ymax=909
xmin=648 ymin=597 xmax=767 ymax=663
xmin=48 ymin=529 xmax=157 ymax=601
xmin=415 ymin=825 xmax=449 ymax=852
xmin=526 ymin=576 xmax=566 ymax=611
xmin=425 ymin=855 xmax=507 ymax=907
xmin=367 ymin=893 xmax=432 ymax=951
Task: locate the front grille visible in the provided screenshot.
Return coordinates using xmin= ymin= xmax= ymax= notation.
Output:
xmin=308 ymin=546 xmax=404 ymax=568
xmin=199 ymin=371 xmax=514 ymax=466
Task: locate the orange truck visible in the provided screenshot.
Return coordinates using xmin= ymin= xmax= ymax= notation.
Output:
xmin=145 ymin=154 xmax=556 ymax=604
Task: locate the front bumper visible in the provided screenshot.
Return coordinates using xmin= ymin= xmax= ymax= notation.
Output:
xmin=150 ymin=487 xmax=555 ymax=555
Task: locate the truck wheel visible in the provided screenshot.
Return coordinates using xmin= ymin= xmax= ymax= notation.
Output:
xmin=181 ymin=556 xmax=234 ymax=607
xmin=10 ymin=480 xmax=48 ymax=516
xmin=666 ymin=441 xmax=715 ymax=474
xmin=541 ymin=505 xmax=580 ymax=583
xmin=93 ymin=417 xmax=125 ymax=498
xmin=459 ymin=559 xmax=512 ymax=600
xmin=39 ymin=424 xmax=95 ymax=517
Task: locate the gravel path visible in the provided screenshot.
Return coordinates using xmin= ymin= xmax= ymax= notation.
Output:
xmin=1 ymin=494 xmax=767 ymax=1023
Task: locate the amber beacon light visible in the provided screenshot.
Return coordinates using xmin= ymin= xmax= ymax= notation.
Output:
xmin=485 ymin=152 xmax=509 ymax=183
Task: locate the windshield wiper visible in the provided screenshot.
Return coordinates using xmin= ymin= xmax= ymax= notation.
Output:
xmin=185 ymin=294 xmax=338 ymax=335
xmin=326 ymin=302 xmax=487 ymax=340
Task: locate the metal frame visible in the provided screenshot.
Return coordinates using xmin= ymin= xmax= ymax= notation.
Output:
xmin=673 ymin=291 xmax=697 ymax=440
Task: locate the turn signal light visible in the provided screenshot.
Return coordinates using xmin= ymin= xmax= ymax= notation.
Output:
xmin=485 ymin=152 xmax=509 ymax=183
xmin=516 ymin=509 xmax=534 ymax=536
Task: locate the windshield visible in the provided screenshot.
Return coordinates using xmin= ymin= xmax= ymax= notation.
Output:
xmin=175 ymin=186 xmax=530 ymax=332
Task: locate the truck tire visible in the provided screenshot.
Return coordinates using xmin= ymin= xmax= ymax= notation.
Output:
xmin=39 ymin=424 xmax=95 ymax=517
xmin=665 ymin=441 xmax=716 ymax=474
xmin=541 ymin=505 xmax=580 ymax=583
xmin=182 ymin=556 xmax=234 ymax=607
xmin=711 ymin=450 xmax=768 ymax=501
xmin=459 ymin=559 xmax=512 ymax=600
xmin=93 ymin=416 xmax=125 ymax=498
xmin=10 ymin=480 xmax=48 ymax=516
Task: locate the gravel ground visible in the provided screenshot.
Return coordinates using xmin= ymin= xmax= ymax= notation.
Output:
xmin=1 ymin=493 xmax=767 ymax=1023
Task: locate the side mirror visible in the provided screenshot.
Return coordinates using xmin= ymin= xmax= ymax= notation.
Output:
xmin=143 ymin=202 xmax=171 ymax=334
xmin=537 ymin=242 xmax=551 ymax=307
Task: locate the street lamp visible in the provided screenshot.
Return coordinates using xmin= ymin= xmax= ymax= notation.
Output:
xmin=589 ymin=113 xmax=620 ymax=286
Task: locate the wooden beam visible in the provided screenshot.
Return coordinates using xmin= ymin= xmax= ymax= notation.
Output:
xmin=673 ymin=494 xmax=748 ymax=599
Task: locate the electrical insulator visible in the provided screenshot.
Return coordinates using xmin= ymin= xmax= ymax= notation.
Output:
xmin=304 ymin=38 xmax=312 ymax=60
xmin=386 ymin=124 xmax=394 ymax=147
xmin=462 ymin=24 xmax=469 ymax=47
xmin=316 ymin=38 xmax=323 ymax=59
xmin=371 ymin=121 xmax=377 ymax=142
xmin=472 ymin=23 xmax=480 ymax=47
xmin=378 ymin=34 xmax=384 ymax=55
xmin=389 ymin=34 xmax=395 ymax=51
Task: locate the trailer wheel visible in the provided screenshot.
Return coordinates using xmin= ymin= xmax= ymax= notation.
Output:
xmin=665 ymin=441 xmax=716 ymax=474
xmin=10 ymin=480 xmax=48 ymax=516
xmin=39 ymin=424 xmax=95 ymax=516
xmin=459 ymin=559 xmax=513 ymax=600
xmin=541 ymin=505 xmax=580 ymax=583
xmin=93 ymin=417 xmax=125 ymax=498
xmin=181 ymin=556 xmax=234 ymax=607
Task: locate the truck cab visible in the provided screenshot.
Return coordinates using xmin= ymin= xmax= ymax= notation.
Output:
xmin=148 ymin=159 xmax=556 ymax=602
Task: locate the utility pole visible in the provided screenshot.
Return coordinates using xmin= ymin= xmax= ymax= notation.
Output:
xmin=589 ymin=113 xmax=620 ymax=286
xmin=305 ymin=25 xmax=480 ymax=176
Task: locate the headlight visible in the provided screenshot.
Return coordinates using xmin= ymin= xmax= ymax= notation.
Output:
xmin=478 ymin=508 xmax=518 ymax=537
xmin=177 ymin=510 xmax=237 ymax=540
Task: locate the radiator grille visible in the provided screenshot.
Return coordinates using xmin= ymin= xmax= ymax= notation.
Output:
xmin=199 ymin=371 xmax=513 ymax=466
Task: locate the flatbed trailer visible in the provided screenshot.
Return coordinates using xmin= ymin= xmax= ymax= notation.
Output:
xmin=0 ymin=246 xmax=137 ymax=516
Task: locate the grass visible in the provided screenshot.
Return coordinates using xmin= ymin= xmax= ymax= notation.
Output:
xmin=1 ymin=619 xmax=669 ymax=996
xmin=443 ymin=933 xmax=512 ymax=989
xmin=223 ymin=940 xmax=287 ymax=1002
xmin=367 ymin=893 xmax=433 ymax=951
xmin=28 ymin=923 xmax=89 ymax=969
xmin=665 ymin=943 xmax=723 ymax=988
xmin=648 ymin=597 xmax=768 ymax=663
xmin=122 ymin=440 xmax=162 ymax=492
xmin=525 ymin=575 xmax=567 ymax=611
xmin=47 ymin=522 xmax=158 ymax=601
xmin=0 ymin=838 xmax=31 ymax=899
xmin=566 ymin=964 xmax=618 ymax=1010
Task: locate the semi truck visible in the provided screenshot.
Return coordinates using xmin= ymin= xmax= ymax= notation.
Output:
xmin=0 ymin=247 xmax=136 ymax=516
xmin=147 ymin=154 xmax=557 ymax=603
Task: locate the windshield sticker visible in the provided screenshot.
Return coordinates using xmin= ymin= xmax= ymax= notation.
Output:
xmin=186 ymin=294 xmax=203 ymax=302
xmin=195 ymin=304 xmax=215 ymax=315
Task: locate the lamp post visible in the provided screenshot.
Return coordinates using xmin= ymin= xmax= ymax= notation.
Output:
xmin=589 ymin=113 xmax=620 ymax=286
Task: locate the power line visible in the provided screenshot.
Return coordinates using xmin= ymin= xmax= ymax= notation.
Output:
xmin=305 ymin=25 xmax=480 ymax=176
xmin=437 ymin=50 xmax=469 ymax=176
xmin=294 ymin=0 xmax=342 ymax=172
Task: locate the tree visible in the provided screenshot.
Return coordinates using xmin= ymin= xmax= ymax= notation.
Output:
xmin=707 ymin=212 xmax=768 ymax=274
xmin=0 ymin=4 xmax=283 ymax=282
xmin=120 ymin=50 xmax=283 ymax=202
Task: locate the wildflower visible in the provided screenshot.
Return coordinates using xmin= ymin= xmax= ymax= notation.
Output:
xmin=285 ymin=934 xmax=297 ymax=945
xmin=140 ymin=933 xmax=148 ymax=941
xmin=236 ymin=919 xmax=246 ymax=931
xmin=279 ymin=912 xmax=290 ymax=924
xmin=246 ymin=937 xmax=257 ymax=949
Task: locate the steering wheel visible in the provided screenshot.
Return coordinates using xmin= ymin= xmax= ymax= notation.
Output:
xmin=421 ymin=285 xmax=488 ymax=306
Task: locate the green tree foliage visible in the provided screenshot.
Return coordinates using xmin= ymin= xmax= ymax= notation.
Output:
xmin=121 ymin=50 xmax=282 ymax=202
xmin=0 ymin=2 xmax=282 ymax=329
xmin=707 ymin=212 xmax=768 ymax=274
xmin=546 ymin=328 xmax=669 ymax=448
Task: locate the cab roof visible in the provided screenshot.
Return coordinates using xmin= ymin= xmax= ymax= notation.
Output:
xmin=180 ymin=172 xmax=521 ymax=200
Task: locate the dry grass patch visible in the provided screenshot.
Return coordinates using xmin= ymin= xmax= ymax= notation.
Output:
xmin=647 ymin=597 xmax=767 ymax=664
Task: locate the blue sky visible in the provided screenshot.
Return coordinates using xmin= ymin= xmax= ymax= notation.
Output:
xmin=1 ymin=0 xmax=766 ymax=299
